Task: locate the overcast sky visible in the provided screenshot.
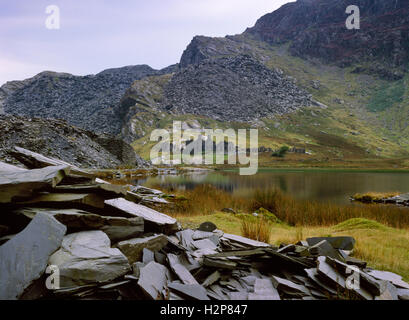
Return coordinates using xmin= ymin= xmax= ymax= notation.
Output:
xmin=0 ymin=0 xmax=293 ymax=85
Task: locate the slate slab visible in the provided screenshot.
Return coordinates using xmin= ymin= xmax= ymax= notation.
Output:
xmin=16 ymin=207 xmax=144 ymax=242
xmin=222 ymin=233 xmax=271 ymax=248
xmin=117 ymin=234 xmax=168 ymax=264
xmin=168 ymin=282 xmax=210 ymax=300
xmin=167 ymin=253 xmax=199 ymax=285
xmin=367 ymin=270 xmax=409 ymax=289
xmin=317 ymin=256 xmax=373 ymax=300
xmin=138 ymin=261 xmax=170 ymax=299
xmin=0 ymin=165 xmax=68 ymax=203
xmin=11 ymin=146 xmax=93 ymax=178
xmin=248 ymin=279 xmax=280 ymax=300
xmin=308 ymin=240 xmax=345 ymax=261
xmin=105 ymin=198 xmax=178 ymax=233
xmin=0 ymin=212 xmax=67 ymax=299
xmin=306 ymin=237 xmax=355 ymax=250
xmin=272 ymin=275 xmax=310 ymax=296
xmin=49 ymin=230 xmax=131 ymax=288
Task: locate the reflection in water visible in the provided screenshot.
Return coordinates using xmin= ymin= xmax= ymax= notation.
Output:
xmin=130 ymin=170 xmax=409 ymax=205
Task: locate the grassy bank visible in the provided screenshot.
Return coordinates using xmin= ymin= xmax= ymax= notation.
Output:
xmin=161 ymin=185 xmax=409 ymax=228
xmin=156 ymin=185 xmax=409 ymax=281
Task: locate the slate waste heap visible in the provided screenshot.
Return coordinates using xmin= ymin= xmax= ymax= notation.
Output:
xmin=0 ymin=146 xmax=408 ymax=300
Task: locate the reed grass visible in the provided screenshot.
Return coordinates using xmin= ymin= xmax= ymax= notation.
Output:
xmin=161 ymin=185 xmax=409 ymax=229
xmin=240 ymin=218 xmax=271 ymax=243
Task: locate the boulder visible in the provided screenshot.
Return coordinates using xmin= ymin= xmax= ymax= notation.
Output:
xmin=0 ymin=212 xmax=67 ymax=299
xmin=49 ymin=230 xmax=131 ymax=288
xmin=198 ymin=222 xmax=217 ymax=232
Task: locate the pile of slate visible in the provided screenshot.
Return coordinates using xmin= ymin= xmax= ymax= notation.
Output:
xmin=1 ymin=147 xmax=409 ymax=300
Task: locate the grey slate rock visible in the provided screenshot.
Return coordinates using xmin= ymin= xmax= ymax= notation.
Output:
xmin=137 ymin=261 xmax=170 ymax=299
xmin=248 ymin=279 xmax=280 ymax=300
xmin=168 ymin=282 xmax=210 ymax=300
xmin=15 ymin=207 xmax=144 ymax=243
xmin=105 ymin=198 xmax=178 ymax=233
xmin=366 ymin=270 xmax=409 ymax=289
xmin=306 ymin=237 xmax=355 ymax=251
xmin=142 ymin=248 xmax=155 ymax=264
xmin=198 ymin=221 xmax=217 ymax=232
xmin=117 ymin=234 xmax=168 ymax=264
xmin=317 ymin=256 xmax=373 ymax=300
xmin=308 ymin=240 xmax=345 ymax=261
xmin=272 ymin=275 xmax=310 ymax=296
xmin=167 ymin=253 xmax=198 ymax=285
xmin=49 ymin=230 xmax=131 ymax=288
xmin=0 ymin=212 xmax=67 ymax=300
xmin=0 ymin=165 xmax=68 ymax=203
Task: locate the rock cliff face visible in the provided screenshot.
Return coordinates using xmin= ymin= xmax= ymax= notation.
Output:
xmin=179 ymin=1 xmax=409 ymax=79
xmin=0 ymin=115 xmax=149 ymax=168
xmin=163 ymin=55 xmax=312 ymax=122
xmin=245 ymin=0 xmax=409 ymax=78
xmin=0 ymin=65 xmax=177 ymax=135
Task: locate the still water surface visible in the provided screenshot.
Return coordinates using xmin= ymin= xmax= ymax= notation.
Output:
xmin=130 ymin=169 xmax=409 ymax=205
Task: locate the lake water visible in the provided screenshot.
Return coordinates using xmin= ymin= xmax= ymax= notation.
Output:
xmin=129 ymin=169 xmax=409 ymax=205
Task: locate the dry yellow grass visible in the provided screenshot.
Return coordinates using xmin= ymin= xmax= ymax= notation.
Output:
xmin=241 ymin=218 xmax=271 ymax=243
xmin=163 ymin=185 xmax=409 ymax=228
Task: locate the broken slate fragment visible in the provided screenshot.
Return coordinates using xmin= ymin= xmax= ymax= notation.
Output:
xmin=308 ymin=240 xmax=345 ymax=261
xmin=105 ymin=198 xmax=178 ymax=233
xmin=142 ymin=248 xmax=155 ymax=264
xmin=307 ymin=237 xmax=355 ymax=251
xmin=138 ymin=261 xmax=170 ymax=299
xmin=168 ymin=282 xmax=210 ymax=300
xmin=375 ymin=281 xmax=398 ymax=300
xmin=10 ymin=146 xmax=93 ymax=178
xmin=117 ymin=234 xmax=168 ymax=264
xmin=222 ymin=233 xmax=271 ymax=248
xmin=49 ymin=230 xmax=131 ymax=288
xmin=0 ymin=165 xmax=68 ymax=203
xmin=366 ymin=270 xmax=409 ymax=289
xmin=317 ymin=256 xmax=373 ymax=300
xmin=271 ymin=275 xmax=310 ymax=296
xmin=15 ymin=207 xmax=144 ymax=242
xmin=0 ymin=212 xmax=67 ymax=300
xmin=167 ymin=253 xmax=199 ymax=285
xmin=248 ymin=279 xmax=280 ymax=300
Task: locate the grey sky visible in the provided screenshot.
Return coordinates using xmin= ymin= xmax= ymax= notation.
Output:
xmin=0 ymin=0 xmax=293 ymax=85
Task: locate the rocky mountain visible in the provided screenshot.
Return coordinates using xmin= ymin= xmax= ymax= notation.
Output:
xmin=0 ymin=65 xmax=177 ymax=135
xmin=1 ymin=0 xmax=409 ymax=163
xmin=0 ymin=115 xmax=149 ymax=168
xmin=181 ymin=0 xmax=409 ymax=79
xmin=164 ymin=54 xmax=312 ymax=121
